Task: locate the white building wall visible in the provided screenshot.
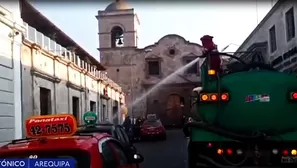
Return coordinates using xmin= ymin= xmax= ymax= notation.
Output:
xmin=21 ymin=23 xmax=124 ymax=128
xmin=236 ymin=0 xmax=297 ymax=71
xmin=0 ymin=3 xmax=25 ymax=143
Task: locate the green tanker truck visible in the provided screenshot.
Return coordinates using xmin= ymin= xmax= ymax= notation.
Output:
xmin=185 ymin=35 xmax=297 ymax=168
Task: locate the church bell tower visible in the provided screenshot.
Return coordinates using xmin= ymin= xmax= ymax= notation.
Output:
xmin=96 ymin=0 xmax=140 ymax=51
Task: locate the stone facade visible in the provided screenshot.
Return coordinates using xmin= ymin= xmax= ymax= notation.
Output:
xmin=96 ymin=1 xmax=204 ymax=126
xmin=19 ymin=3 xmax=125 ymax=137
xmin=235 ymin=0 xmax=297 ymax=72
xmin=0 ymin=4 xmax=25 ymax=143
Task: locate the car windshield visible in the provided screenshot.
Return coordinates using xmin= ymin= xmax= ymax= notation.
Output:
xmin=77 ymin=126 xmax=112 ymax=135
xmin=142 ymin=120 xmax=162 ymax=127
xmin=0 ymin=149 xmax=90 ymax=168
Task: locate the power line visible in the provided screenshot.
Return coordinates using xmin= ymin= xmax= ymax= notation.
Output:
xmin=256 ymin=0 xmax=259 ymax=25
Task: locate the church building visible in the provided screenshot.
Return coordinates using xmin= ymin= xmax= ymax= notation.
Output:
xmin=97 ymin=0 xmax=204 ymax=126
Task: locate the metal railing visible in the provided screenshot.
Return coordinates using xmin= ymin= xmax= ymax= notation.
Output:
xmin=23 ymin=22 xmax=122 ymax=92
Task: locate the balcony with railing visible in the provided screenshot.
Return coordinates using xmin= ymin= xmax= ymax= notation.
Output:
xmin=23 ymin=22 xmax=122 ymax=92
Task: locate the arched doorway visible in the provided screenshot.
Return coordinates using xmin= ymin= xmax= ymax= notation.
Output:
xmin=166 ymin=94 xmax=183 ymax=126
xmin=111 ymin=26 xmax=124 ymax=48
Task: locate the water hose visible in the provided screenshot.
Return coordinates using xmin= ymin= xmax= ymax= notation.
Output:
xmin=183 ymin=121 xmax=267 ymax=142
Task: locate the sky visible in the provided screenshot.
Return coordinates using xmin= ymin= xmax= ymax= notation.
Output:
xmin=31 ymin=1 xmax=275 ymax=61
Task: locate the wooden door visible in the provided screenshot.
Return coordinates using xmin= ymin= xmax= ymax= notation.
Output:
xmin=166 ymin=94 xmax=181 ymax=124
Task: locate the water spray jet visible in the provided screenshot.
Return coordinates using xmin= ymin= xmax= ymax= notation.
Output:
xmin=130 ymin=56 xmax=203 ymax=108
xmin=128 ymin=35 xmax=224 ymax=118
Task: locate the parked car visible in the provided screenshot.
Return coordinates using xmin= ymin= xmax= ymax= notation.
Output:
xmin=140 ymin=119 xmax=166 ymax=140
xmin=77 ymin=122 xmax=139 ymax=159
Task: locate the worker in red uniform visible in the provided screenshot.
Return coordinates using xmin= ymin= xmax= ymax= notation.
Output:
xmin=200 ymin=35 xmax=222 ymax=73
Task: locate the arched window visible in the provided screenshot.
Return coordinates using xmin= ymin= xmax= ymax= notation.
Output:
xmin=111 ymin=26 xmax=124 ymax=48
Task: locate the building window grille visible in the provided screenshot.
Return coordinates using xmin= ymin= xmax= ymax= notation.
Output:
xmin=185 ymin=59 xmax=198 ymax=74
xmin=269 ymin=25 xmax=277 ymax=53
xmin=285 ymin=7 xmax=295 ymax=41
xmin=40 ymin=87 xmax=51 ymax=115
xmin=148 ymin=61 xmax=160 ymax=75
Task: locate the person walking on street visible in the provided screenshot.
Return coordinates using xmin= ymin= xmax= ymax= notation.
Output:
xmin=181 ymin=115 xmax=187 ymax=126
xmin=123 ymin=116 xmax=133 ymax=139
xmin=134 ymin=117 xmax=142 ymax=140
xmin=123 ymin=116 xmax=132 ymax=130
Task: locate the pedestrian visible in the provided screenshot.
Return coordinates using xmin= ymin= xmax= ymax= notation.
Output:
xmin=134 ymin=117 xmax=142 ymax=139
xmin=123 ymin=116 xmax=130 ymax=128
xmin=188 ymin=117 xmax=193 ymax=123
xmin=136 ymin=117 xmax=142 ymax=126
xmin=140 ymin=117 xmax=145 ymax=124
xmin=123 ymin=116 xmax=133 ymax=138
xmin=181 ymin=115 xmax=186 ymax=126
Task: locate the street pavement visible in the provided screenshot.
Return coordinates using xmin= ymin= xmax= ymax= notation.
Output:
xmin=134 ymin=129 xmax=188 ymax=168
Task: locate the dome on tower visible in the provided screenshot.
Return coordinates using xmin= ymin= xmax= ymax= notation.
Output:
xmin=105 ymin=0 xmax=131 ymax=12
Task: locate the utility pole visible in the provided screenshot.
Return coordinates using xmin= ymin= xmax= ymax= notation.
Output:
xmin=256 ymin=0 xmax=259 ymax=25
xmin=130 ymin=53 xmax=134 ymax=119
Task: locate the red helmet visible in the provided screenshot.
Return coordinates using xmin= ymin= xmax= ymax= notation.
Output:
xmin=200 ymin=35 xmax=215 ymax=51
xmin=200 ymin=35 xmax=222 ymax=73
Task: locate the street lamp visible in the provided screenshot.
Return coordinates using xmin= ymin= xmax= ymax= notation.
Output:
xmin=130 ymin=49 xmax=153 ymax=119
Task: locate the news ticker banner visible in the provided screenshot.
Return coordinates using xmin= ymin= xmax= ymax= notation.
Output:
xmin=0 ymin=158 xmax=75 ymax=168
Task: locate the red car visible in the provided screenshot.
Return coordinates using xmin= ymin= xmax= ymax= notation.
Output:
xmin=0 ymin=114 xmax=144 ymax=168
xmin=140 ymin=119 xmax=166 ymax=140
